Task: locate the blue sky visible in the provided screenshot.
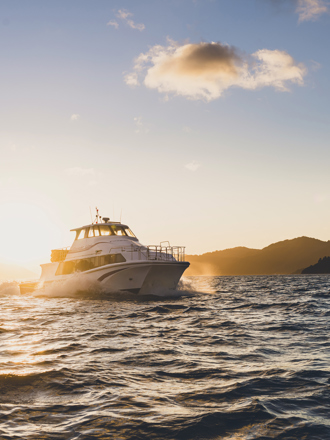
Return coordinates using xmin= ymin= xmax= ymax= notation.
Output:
xmin=1 ymin=0 xmax=330 ymax=269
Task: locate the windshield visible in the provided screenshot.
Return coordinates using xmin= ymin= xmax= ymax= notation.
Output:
xmin=111 ymin=225 xmax=127 ymax=236
xmin=124 ymin=228 xmax=136 ymax=238
xmin=76 ymin=229 xmax=86 ymax=240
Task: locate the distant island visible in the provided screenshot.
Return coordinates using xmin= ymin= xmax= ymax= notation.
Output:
xmin=302 ymin=256 xmax=330 ymax=274
xmin=0 ymin=263 xmax=37 ymax=282
xmin=185 ymin=236 xmax=330 ymax=276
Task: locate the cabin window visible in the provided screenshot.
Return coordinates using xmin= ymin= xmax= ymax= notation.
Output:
xmin=94 ymin=226 xmax=100 ymax=236
xmin=111 ymin=225 xmax=127 ymax=236
xmin=125 ymin=228 xmax=136 ymax=238
xmin=88 ymin=227 xmax=94 ymax=238
xmin=59 ymin=260 xmax=75 ymax=275
xmin=77 ymin=229 xmax=86 ymax=240
xmin=55 ymin=253 xmax=126 ymax=275
xmin=99 ymin=225 xmax=112 ymax=236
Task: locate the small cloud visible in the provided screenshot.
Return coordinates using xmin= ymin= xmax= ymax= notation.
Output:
xmin=185 ymin=160 xmax=201 ymax=171
xmin=117 ymin=9 xmax=145 ymax=30
xmin=124 ymin=72 xmax=140 ymax=86
xmin=126 ymin=41 xmax=306 ymax=101
xmin=65 ymin=167 xmax=94 ymax=177
xmin=70 ymin=114 xmax=80 ymax=121
xmin=108 ymin=9 xmax=145 ymax=31
xmin=265 ymin=0 xmax=327 ymax=23
xmin=296 ymin=0 xmax=327 ymax=22
xmin=310 ymin=60 xmax=322 ymax=71
xmin=107 ymin=19 xmax=119 ymax=29
xmin=134 ymin=116 xmax=150 ymax=134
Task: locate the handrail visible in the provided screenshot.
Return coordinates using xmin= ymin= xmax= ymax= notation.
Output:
xmin=147 ymin=245 xmax=186 ymax=262
xmin=109 ymin=244 xmax=186 ymax=262
xmin=50 ymin=247 xmax=70 ymax=262
xmin=52 ymin=244 xmax=186 ymax=263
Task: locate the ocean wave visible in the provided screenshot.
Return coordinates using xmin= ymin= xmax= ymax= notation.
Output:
xmin=0 ymin=281 xmax=19 ymax=296
xmin=1 ymin=275 xmax=330 ymax=439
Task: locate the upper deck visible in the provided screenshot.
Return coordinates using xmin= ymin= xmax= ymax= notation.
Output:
xmin=71 ymin=222 xmax=138 ymax=241
xmin=50 ymin=214 xmax=186 ymax=265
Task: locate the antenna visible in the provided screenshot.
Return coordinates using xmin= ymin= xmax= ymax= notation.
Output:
xmin=95 ymin=207 xmax=99 ymax=224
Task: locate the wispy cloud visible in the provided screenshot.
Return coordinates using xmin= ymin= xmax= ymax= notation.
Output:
xmin=70 ymin=114 xmax=80 ymax=121
xmin=107 ymin=19 xmax=119 ymax=29
xmin=185 ymin=160 xmax=201 ymax=171
xmin=108 ymin=9 xmax=145 ymax=31
xmin=124 ymin=72 xmax=140 ymax=86
xmin=267 ymin=0 xmax=328 ymax=22
xmin=296 ymin=0 xmax=327 ymax=22
xmin=65 ymin=167 xmax=94 ymax=177
xmin=134 ymin=116 xmax=150 ymax=134
xmin=126 ymin=40 xmax=306 ymax=101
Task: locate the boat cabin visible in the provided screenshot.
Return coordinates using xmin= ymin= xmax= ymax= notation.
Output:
xmin=72 ymin=223 xmax=137 ymax=241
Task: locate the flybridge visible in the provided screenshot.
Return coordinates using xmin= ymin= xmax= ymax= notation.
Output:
xmin=70 ymin=222 xmax=126 ymax=232
xmin=72 ymin=223 xmax=137 ymax=240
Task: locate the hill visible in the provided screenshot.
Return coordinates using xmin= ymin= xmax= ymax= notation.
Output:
xmin=185 ymin=237 xmax=330 ymax=276
xmin=0 ymin=263 xmax=37 ymax=282
xmin=302 ymin=257 xmax=330 ymax=274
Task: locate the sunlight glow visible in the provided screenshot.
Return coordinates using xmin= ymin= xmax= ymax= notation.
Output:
xmin=0 ymin=202 xmax=61 ymax=265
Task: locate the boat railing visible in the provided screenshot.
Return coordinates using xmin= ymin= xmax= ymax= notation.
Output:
xmin=147 ymin=245 xmax=186 ymax=262
xmin=52 ymin=244 xmax=186 ymax=263
xmin=111 ymin=244 xmax=186 ymax=262
xmin=50 ymin=247 xmax=70 ymax=263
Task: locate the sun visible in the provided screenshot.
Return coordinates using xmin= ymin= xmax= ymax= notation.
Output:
xmin=0 ymin=202 xmax=61 ymax=266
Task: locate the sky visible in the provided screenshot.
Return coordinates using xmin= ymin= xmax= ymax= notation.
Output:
xmin=1 ymin=0 xmax=330 ymax=272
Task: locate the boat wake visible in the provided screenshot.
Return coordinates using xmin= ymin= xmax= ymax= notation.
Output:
xmin=33 ymin=273 xmax=106 ymax=298
xmin=0 ymin=281 xmax=20 ymax=296
xmin=1 ymin=277 xmax=208 ymax=300
xmin=24 ymin=274 xmax=196 ymax=300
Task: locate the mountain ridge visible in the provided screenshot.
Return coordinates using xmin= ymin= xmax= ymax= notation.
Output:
xmin=185 ymin=236 xmax=330 ymax=276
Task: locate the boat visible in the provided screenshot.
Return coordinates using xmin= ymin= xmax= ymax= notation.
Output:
xmin=19 ymin=209 xmax=190 ymax=295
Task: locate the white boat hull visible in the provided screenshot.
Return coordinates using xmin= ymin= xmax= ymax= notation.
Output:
xmin=20 ymin=261 xmax=189 ymax=295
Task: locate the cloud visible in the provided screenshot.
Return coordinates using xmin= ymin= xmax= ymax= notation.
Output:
xmin=126 ymin=41 xmax=306 ymax=101
xmin=310 ymin=60 xmax=322 ymax=71
xmin=296 ymin=0 xmax=327 ymax=22
xmin=267 ymin=0 xmax=327 ymax=22
xmin=65 ymin=167 xmax=94 ymax=177
xmin=108 ymin=9 xmax=145 ymax=31
xmin=107 ymin=19 xmax=119 ymax=29
xmin=185 ymin=160 xmax=201 ymax=171
xmin=124 ymin=72 xmax=139 ymax=86
xmin=134 ymin=116 xmax=149 ymax=134
xmin=70 ymin=114 xmax=80 ymax=121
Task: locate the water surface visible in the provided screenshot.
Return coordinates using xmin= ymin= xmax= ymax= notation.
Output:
xmin=1 ymin=275 xmax=330 ymax=439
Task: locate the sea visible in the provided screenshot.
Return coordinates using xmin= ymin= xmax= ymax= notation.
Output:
xmin=1 ymin=275 xmax=330 ymax=440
